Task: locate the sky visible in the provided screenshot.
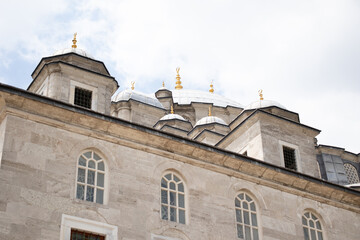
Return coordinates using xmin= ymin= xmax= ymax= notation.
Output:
xmin=0 ymin=0 xmax=359 ymax=153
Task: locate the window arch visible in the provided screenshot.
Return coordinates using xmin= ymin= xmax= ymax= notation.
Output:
xmin=235 ymin=193 xmax=259 ymax=240
xmin=344 ymin=163 xmax=359 ymax=184
xmin=76 ymin=150 xmax=105 ymax=204
xmin=160 ymin=172 xmax=186 ymax=224
xmin=302 ymin=212 xmax=324 ymax=240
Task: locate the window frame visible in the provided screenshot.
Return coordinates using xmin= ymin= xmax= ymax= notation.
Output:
xmin=301 ymin=211 xmax=325 ymax=240
xmin=69 ymin=80 xmax=98 ymax=111
xmin=343 ymin=163 xmax=360 ymax=184
xmin=235 ymin=192 xmax=260 ymax=240
xmin=75 ymin=150 xmax=107 ymax=205
xmin=160 ymin=172 xmax=187 ymax=224
xmin=279 ymin=140 xmax=302 ymax=172
xmin=60 ymin=214 xmax=117 ymax=240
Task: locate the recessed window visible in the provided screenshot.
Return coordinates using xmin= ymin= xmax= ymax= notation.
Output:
xmin=283 ymin=146 xmax=297 ymax=171
xmin=344 ymin=163 xmax=360 ymax=184
xmin=160 ymin=173 xmax=186 ymax=224
xmin=74 ymin=87 xmax=92 ymax=109
xmin=76 ymin=151 xmax=105 ymax=204
xmin=302 ymin=212 xmax=324 ymax=240
xmin=235 ymin=193 xmax=259 ymax=240
xmin=71 ymin=229 xmax=105 ymax=240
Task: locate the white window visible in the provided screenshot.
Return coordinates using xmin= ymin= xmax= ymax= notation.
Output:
xmin=60 ymin=214 xmax=117 ymax=240
xmin=69 ymin=81 xmax=98 ymax=110
xmin=344 ymin=163 xmax=360 ymax=184
xmin=302 ymin=212 xmax=324 ymax=240
xmin=160 ymin=173 xmax=186 ymax=224
xmin=235 ymin=193 xmax=259 ymax=240
xmin=76 ymin=150 xmax=105 ymax=204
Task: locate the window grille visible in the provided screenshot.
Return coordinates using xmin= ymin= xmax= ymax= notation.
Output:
xmin=71 ymin=229 xmax=105 ymax=240
xmin=235 ymin=193 xmax=259 ymax=240
xmin=344 ymin=163 xmax=360 ymax=184
xmin=160 ymin=173 xmax=186 ymax=224
xmin=283 ymin=146 xmax=297 ymax=170
xmin=74 ymin=87 xmax=92 ymax=109
xmin=76 ymin=151 xmax=105 ymax=204
xmin=302 ymin=212 xmax=324 ymax=240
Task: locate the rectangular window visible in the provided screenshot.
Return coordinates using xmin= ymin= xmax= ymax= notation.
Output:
xmin=74 ymin=87 xmax=92 ymax=109
xmin=71 ymin=229 xmax=105 ymax=240
xmin=283 ymin=146 xmax=297 ymax=170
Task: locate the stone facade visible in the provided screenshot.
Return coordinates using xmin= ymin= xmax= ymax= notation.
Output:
xmin=0 ymin=48 xmax=359 ymax=239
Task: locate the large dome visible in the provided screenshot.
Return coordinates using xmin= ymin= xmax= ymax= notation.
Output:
xmin=52 ymin=48 xmax=94 ymax=59
xmin=172 ymin=89 xmax=243 ymax=108
xmin=113 ymin=89 xmax=164 ymax=109
xmin=245 ymin=99 xmax=286 ymax=110
xmin=195 ymin=116 xmax=227 ymax=126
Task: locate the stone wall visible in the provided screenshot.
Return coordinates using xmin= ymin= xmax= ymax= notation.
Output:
xmin=0 ymin=114 xmax=358 ymax=240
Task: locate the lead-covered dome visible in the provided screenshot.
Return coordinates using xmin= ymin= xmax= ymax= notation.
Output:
xmin=160 ymin=113 xmax=186 ymax=121
xmin=195 ymin=116 xmax=227 ymax=126
xmin=172 ymin=89 xmax=243 ymax=108
xmin=113 ymin=89 xmax=164 ymax=109
xmin=245 ymin=99 xmax=286 ymax=110
xmin=52 ymin=48 xmax=94 ymax=59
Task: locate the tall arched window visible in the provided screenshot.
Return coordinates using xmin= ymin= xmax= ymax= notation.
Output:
xmin=302 ymin=212 xmax=324 ymax=240
xmin=76 ymin=150 xmax=105 ymax=204
xmin=343 ymin=163 xmax=360 ymax=184
xmin=160 ymin=173 xmax=186 ymax=224
xmin=235 ymin=193 xmax=259 ymax=240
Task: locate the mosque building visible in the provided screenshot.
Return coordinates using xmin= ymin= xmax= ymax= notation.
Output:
xmin=0 ymin=34 xmax=359 ymax=240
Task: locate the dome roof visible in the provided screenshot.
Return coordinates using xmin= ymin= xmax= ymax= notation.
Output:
xmin=52 ymin=48 xmax=94 ymax=59
xmin=160 ymin=114 xmax=186 ymax=121
xmin=113 ymin=89 xmax=164 ymax=109
xmin=172 ymin=89 xmax=243 ymax=108
xmin=245 ymin=99 xmax=286 ymax=110
xmin=195 ymin=116 xmax=227 ymax=126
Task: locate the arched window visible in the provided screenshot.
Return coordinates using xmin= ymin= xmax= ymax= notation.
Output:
xmin=235 ymin=193 xmax=259 ymax=240
xmin=302 ymin=212 xmax=324 ymax=240
xmin=160 ymin=173 xmax=186 ymax=224
xmin=344 ymin=163 xmax=360 ymax=184
xmin=76 ymin=150 xmax=105 ymax=204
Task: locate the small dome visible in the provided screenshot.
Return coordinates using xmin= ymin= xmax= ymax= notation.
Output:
xmin=52 ymin=48 xmax=94 ymax=59
xmin=172 ymin=89 xmax=243 ymax=108
xmin=195 ymin=116 xmax=227 ymax=126
xmin=160 ymin=114 xmax=186 ymax=121
xmin=245 ymin=99 xmax=286 ymax=110
xmin=113 ymin=89 xmax=164 ymax=109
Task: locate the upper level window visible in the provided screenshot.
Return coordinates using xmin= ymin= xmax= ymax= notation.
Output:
xmin=344 ymin=163 xmax=360 ymax=184
xmin=76 ymin=150 xmax=105 ymax=204
xmin=160 ymin=173 xmax=186 ymax=224
xmin=283 ymin=146 xmax=297 ymax=171
xmin=71 ymin=229 xmax=105 ymax=240
xmin=302 ymin=212 xmax=324 ymax=240
xmin=74 ymin=87 xmax=92 ymax=109
xmin=235 ymin=193 xmax=259 ymax=240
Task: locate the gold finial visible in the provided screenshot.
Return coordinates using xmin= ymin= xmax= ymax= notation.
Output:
xmin=258 ymin=89 xmax=264 ymax=100
xmin=208 ymin=106 xmax=212 ymax=116
xmin=72 ymin=33 xmax=77 ymax=48
xmin=175 ymin=67 xmax=183 ymax=90
xmin=162 ymin=81 xmax=165 ymax=87
xmin=209 ymin=81 xmax=214 ymax=93
xmin=131 ymin=81 xmax=135 ymax=90
xmin=170 ymin=105 xmax=174 ymax=114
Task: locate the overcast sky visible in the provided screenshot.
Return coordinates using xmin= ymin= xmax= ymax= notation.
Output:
xmin=0 ymin=0 xmax=359 ymax=153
